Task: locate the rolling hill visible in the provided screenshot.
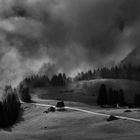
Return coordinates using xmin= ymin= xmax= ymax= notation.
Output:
xmin=33 ymin=79 xmax=140 ymax=105
xmin=1 ymin=103 xmax=140 ymax=140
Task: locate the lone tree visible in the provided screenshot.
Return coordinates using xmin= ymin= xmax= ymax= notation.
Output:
xmin=97 ymin=84 xmax=108 ymax=106
xmin=18 ymin=81 xmax=31 ymax=102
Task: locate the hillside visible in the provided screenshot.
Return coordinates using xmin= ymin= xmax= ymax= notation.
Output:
xmin=121 ymin=47 xmax=140 ymax=66
xmin=0 ymin=103 xmax=140 ymax=140
xmin=33 ymin=79 xmax=140 ymax=105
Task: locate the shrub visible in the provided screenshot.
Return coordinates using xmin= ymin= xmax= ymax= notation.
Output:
xmin=56 ymin=101 xmax=65 ymax=108
xmin=107 ymin=115 xmax=119 ymax=122
xmin=48 ymin=106 xmax=56 ymax=112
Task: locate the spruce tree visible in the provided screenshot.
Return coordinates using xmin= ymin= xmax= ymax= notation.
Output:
xmin=108 ymin=88 xmax=113 ymax=106
xmin=18 ymin=82 xmax=31 ymax=102
xmin=119 ymin=89 xmax=125 ymax=106
xmin=97 ymin=84 xmax=108 ymax=106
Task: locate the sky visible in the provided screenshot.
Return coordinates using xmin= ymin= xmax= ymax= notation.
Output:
xmin=0 ymin=0 xmax=140 ymax=86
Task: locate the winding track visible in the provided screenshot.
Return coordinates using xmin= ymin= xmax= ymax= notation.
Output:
xmin=29 ymin=102 xmax=140 ymax=123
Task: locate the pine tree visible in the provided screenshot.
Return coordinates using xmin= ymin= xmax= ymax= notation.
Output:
xmin=113 ymin=90 xmax=119 ymax=105
xmin=118 ymin=89 xmax=125 ymax=106
xmin=108 ymin=88 xmax=113 ymax=106
xmin=1 ymin=86 xmax=21 ymax=127
xmin=97 ymin=84 xmax=108 ymax=106
xmin=134 ymin=94 xmax=140 ymax=107
xmin=18 ymin=82 xmax=31 ymax=102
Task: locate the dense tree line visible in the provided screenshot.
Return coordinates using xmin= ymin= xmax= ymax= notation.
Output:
xmin=75 ymin=65 xmax=140 ymax=81
xmin=22 ymin=73 xmax=70 ymax=88
xmin=22 ymin=75 xmax=50 ymax=88
xmin=0 ymin=86 xmax=21 ymax=128
xmin=51 ymin=73 xmax=67 ymax=86
xmin=97 ymin=84 xmax=125 ymax=107
xmin=21 ymin=64 xmax=140 ymax=88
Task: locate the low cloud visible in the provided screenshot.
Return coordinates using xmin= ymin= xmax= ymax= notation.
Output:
xmin=0 ymin=0 xmax=139 ymax=85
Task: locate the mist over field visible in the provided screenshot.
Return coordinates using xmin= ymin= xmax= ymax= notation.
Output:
xmin=0 ymin=0 xmax=140 ymax=85
xmin=1 ymin=1 xmax=140 ymax=140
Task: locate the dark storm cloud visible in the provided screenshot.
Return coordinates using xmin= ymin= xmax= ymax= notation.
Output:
xmin=0 ymin=0 xmax=140 ymax=85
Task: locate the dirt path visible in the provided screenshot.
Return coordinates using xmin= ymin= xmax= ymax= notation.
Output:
xmin=29 ymin=102 xmax=140 ymax=123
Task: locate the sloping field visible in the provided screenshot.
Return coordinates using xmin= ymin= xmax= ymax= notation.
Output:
xmin=0 ymin=103 xmax=140 ymax=140
xmin=34 ymin=79 xmax=140 ymax=105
